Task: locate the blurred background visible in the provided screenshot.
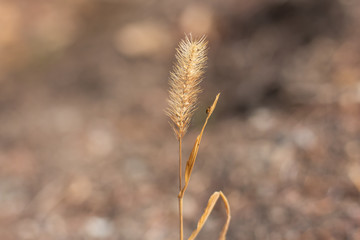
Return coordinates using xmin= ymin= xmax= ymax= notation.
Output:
xmin=0 ymin=0 xmax=360 ymax=239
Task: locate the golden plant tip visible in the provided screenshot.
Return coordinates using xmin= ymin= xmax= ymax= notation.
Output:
xmin=207 ymin=93 xmax=220 ymax=116
xmin=166 ymin=35 xmax=208 ymax=139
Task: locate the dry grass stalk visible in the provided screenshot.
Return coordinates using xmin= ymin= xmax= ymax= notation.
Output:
xmin=166 ymin=35 xmax=231 ymax=240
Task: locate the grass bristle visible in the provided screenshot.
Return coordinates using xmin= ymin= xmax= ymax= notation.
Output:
xmin=166 ymin=35 xmax=208 ymax=139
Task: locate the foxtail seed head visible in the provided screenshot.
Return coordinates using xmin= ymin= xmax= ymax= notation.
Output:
xmin=166 ymin=35 xmax=208 ymax=139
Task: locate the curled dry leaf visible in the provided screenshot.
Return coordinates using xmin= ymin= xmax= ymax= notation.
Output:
xmin=188 ymin=191 xmax=231 ymax=240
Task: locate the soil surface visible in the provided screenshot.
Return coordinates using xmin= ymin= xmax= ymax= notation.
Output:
xmin=0 ymin=0 xmax=359 ymax=239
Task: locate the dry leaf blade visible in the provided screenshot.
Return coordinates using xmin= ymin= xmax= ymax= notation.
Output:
xmin=188 ymin=191 xmax=231 ymax=240
xmin=180 ymin=93 xmax=220 ymax=197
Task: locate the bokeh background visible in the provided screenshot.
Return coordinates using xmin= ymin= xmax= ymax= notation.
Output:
xmin=1 ymin=0 xmax=360 ymax=239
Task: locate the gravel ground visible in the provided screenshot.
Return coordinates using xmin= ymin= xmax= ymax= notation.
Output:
xmin=0 ymin=0 xmax=359 ymax=239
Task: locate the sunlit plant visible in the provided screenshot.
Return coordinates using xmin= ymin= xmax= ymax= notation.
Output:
xmin=166 ymin=35 xmax=231 ymax=240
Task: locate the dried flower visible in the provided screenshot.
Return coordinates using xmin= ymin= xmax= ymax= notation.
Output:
xmin=166 ymin=35 xmax=208 ymax=139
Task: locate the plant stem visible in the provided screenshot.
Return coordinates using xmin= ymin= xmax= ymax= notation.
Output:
xmin=179 ymin=197 xmax=183 ymax=240
xmin=179 ymin=137 xmax=184 ymax=240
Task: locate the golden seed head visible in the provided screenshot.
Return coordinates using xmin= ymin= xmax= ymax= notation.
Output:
xmin=166 ymin=35 xmax=208 ymax=139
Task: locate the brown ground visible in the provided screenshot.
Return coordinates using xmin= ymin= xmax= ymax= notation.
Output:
xmin=0 ymin=0 xmax=360 ymax=239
